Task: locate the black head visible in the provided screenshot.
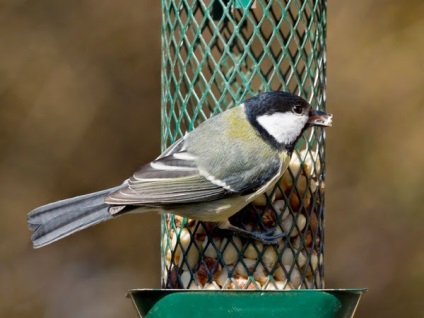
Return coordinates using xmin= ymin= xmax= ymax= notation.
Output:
xmin=244 ymin=91 xmax=330 ymax=152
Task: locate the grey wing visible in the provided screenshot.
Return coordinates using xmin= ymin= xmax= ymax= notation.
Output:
xmin=105 ymin=139 xmax=235 ymax=206
xmin=105 ymin=137 xmax=282 ymax=206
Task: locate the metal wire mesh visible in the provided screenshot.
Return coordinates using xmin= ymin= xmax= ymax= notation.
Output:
xmin=161 ymin=0 xmax=327 ymax=290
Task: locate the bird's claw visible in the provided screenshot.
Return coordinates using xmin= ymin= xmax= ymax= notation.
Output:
xmin=250 ymin=227 xmax=287 ymax=245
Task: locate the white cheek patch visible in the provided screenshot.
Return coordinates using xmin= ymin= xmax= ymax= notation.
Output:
xmin=257 ymin=112 xmax=307 ymax=144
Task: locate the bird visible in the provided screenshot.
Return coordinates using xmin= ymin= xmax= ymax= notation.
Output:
xmin=27 ymin=91 xmax=332 ymax=248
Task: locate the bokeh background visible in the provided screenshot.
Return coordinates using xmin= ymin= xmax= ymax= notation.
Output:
xmin=1 ymin=0 xmax=423 ymax=317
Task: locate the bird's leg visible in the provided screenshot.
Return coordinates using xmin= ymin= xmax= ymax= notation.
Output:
xmin=216 ymin=220 xmax=286 ymax=245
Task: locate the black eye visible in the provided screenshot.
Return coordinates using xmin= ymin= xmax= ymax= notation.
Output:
xmin=293 ymin=105 xmax=303 ymax=114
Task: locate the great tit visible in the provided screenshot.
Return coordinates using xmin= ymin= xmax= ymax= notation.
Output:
xmin=27 ymin=91 xmax=332 ymax=248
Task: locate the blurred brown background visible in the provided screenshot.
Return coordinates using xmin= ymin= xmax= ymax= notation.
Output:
xmin=1 ymin=0 xmax=423 ymax=317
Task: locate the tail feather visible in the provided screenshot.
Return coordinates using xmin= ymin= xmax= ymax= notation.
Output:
xmin=28 ymin=184 xmax=125 ymax=248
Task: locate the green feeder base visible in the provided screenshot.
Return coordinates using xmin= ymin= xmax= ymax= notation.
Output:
xmin=128 ymin=289 xmax=367 ymax=318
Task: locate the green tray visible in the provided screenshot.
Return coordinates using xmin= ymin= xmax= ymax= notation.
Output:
xmin=128 ymin=289 xmax=366 ymax=318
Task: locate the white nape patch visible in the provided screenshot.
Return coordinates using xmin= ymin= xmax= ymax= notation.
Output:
xmin=172 ymin=152 xmax=197 ymax=160
xmin=150 ymin=161 xmax=197 ymax=171
xmin=257 ymin=112 xmax=308 ymax=144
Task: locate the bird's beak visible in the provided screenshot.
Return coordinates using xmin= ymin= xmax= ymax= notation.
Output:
xmin=307 ymin=109 xmax=333 ymax=127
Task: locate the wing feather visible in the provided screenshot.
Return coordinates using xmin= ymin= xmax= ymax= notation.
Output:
xmin=106 ymin=173 xmax=231 ymax=205
xmin=105 ymin=138 xmax=235 ymax=205
xmin=105 ymin=120 xmax=283 ymax=207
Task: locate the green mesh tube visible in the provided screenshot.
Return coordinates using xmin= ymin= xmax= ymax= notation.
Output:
xmin=161 ymin=0 xmax=327 ymax=290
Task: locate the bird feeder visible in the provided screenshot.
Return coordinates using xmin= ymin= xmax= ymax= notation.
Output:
xmin=128 ymin=1 xmax=366 ymax=316
xmin=160 ymin=0 xmax=326 ymax=291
